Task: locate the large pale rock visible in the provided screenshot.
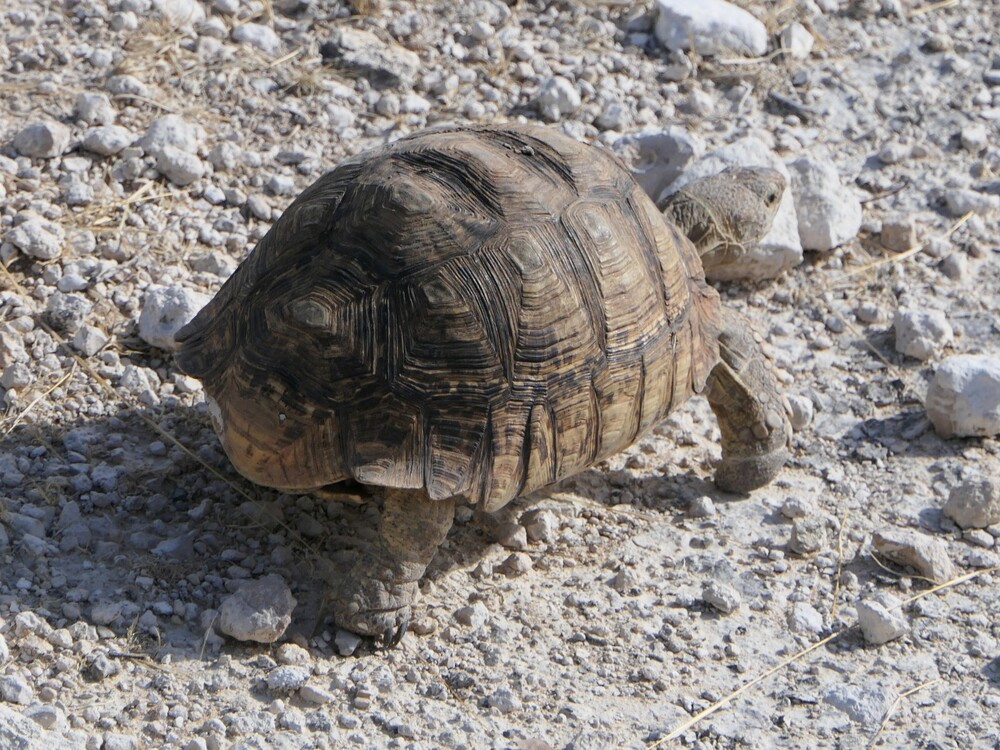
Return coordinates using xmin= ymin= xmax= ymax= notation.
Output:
xmin=535 ymin=76 xmax=581 ymax=122
xmin=856 ymin=594 xmax=909 ymax=645
xmin=232 ymin=23 xmax=282 ymax=56
xmin=7 ymin=220 xmax=64 ymax=260
xmin=787 ymin=154 xmax=862 ymax=251
xmin=943 ymin=478 xmax=1000 ymax=529
xmin=872 ymin=528 xmax=954 ymax=583
xmin=663 ymin=137 xmax=802 ymax=281
xmin=218 ymin=574 xmax=297 ymax=643
xmin=925 ymin=355 xmax=1000 ymax=437
xmin=138 ymin=284 xmax=210 ymax=350
xmin=893 ymin=308 xmax=953 ymax=361
xmin=13 ymin=121 xmax=71 ymax=159
xmin=654 ymin=0 xmax=768 ymax=57
xmin=612 ymin=127 xmax=703 ymax=205
xmin=139 ymin=115 xmax=203 ymax=158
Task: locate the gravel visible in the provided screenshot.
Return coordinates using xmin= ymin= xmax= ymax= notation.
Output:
xmin=0 ymin=1 xmax=998 ymax=748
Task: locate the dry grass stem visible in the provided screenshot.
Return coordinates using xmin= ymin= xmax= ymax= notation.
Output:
xmin=0 ymin=261 xmax=319 ymax=560
xmin=0 ymin=363 xmax=77 ymax=436
xmin=839 ymin=212 xmax=972 ymax=279
xmin=866 ymin=678 xmax=943 ymax=748
xmin=912 ymin=0 xmax=959 ymax=14
xmin=829 ymin=508 xmax=850 ymax=621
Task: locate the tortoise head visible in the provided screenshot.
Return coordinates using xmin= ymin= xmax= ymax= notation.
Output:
xmin=659 ymin=166 xmax=786 ymax=273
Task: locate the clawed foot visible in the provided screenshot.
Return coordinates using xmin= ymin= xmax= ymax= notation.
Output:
xmin=332 ymin=566 xmax=418 ymax=648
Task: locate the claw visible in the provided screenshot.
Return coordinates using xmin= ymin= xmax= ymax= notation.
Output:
xmin=379 ymin=616 xmax=409 ymax=649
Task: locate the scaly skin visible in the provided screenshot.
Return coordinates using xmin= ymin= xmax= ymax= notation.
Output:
xmin=704 ymin=309 xmax=792 ymax=494
xmin=332 ymin=489 xmax=455 ymax=645
xmin=661 ymin=166 xmax=786 ymax=276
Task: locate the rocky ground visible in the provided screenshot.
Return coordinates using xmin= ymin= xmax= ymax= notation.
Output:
xmin=1 ymin=0 xmax=1000 ymax=748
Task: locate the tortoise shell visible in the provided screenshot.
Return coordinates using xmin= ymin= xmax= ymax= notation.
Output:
xmin=175 ymin=124 xmax=721 ymax=511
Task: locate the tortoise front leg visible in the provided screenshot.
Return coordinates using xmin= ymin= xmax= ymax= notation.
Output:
xmin=704 ymin=309 xmax=791 ymax=493
xmin=333 ymin=488 xmax=455 ymax=645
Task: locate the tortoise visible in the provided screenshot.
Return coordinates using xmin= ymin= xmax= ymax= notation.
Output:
xmin=174 ymin=123 xmax=790 ymax=643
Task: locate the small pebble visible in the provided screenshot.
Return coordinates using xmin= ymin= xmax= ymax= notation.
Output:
xmin=454 ymin=601 xmax=490 ymax=629
xmin=486 ymin=687 xmax=523 ymax=714
xmin=266 ymin=666 xmax=310 ymax=692
xmin=300 ymin=684 xmax=335 ymax=705
xmin=334 ymin=629 xmax=362 ymax=657
xmin=498 ymin=552 xmax=533 ymax=577
xmin=781 ymin=496 xmax=811 ymax=519
xmin=688 ymin=495 xmax=716 ymax=517
xmin=857 ymin=594 xmax=909 ymax=645
xmin=702 ymin=581 xmax=741 ymax=613
xmin=790 ymin=517 xmax=827 ymax=555
xmin=880 ymin=213 xmax=917 ymax=252
xmin=786 ymin=395 xmax=814 ymax=431
xmin=943 ymin=478 xmax=1000 ymax=529
xmin=521 ymin=509 xmax=557 ymax=543
xmin=787 ymin=602 xmax=824 ymax=634
xmin=893 ymin=307 xmax=953 ymax=361
xmin=218 ymin=574 xmax=296 ymax=643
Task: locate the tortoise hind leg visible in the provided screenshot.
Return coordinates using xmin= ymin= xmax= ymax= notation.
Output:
xmin=333 ymin=488 xmax=455 ymax=645
xmin=704 ymin=309 xmax=791 ymax=493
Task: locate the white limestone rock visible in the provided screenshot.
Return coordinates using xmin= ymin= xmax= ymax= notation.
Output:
xmin=13 ymin=121 xmax=71 ymax=159
xmin=320 ymin=28 xmax=420 ymax=90
xmin=654 ymin=0 xmax=768 ymax=57
xmin=155 ymin=146 xmax=205 ymax=186
xmin=925 ymin=355 xmax=1000 ymax=438
xmin=943 ymin=478 xmax=1000 ymax=529
xmin=612 ymin=127 xmax=703 ymax=206
xmin=138 ymin=284 xmax=210 ymax=350
xmin=218 ymin=574 xmax=297 ymax=643
xmin=7 ymin=220 xmax=64 ymax=260
xmin=536 ymin=76 xmax=581 ymax=122
xmin=82 ymin=126 xmax=135 ymax=156
xmin=893 ymin=308 xmax=953 ymax=360
xmin=871 ymin=527 xmax=954 ymax=583
xmin=856 ymin=594 xmax=909 ymax=645
xmin=139 ymin=115 xmax=203 ymax=158
xmin=232 ymin=23 xmax=282 ymax=56
xmin=787 ymin=154 xmax=862 ymax=252
xmin=151 ymin=0 xmax=205 ymax=27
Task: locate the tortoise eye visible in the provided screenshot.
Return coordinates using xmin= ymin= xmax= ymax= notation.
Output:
xmin=765 ymin=191 xmax=779 ymax=206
